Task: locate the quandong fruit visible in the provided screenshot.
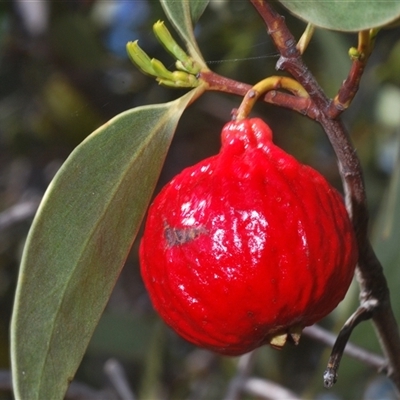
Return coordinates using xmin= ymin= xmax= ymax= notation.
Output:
xmin=139 ymin=118 xmax=358 ymax=356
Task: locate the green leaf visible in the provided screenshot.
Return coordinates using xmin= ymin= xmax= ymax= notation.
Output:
xmin=10 ymin=88 xmax=202 ymax=400
xmin=279 ymin=0 xmax=400 ymax=32
xmin=160 ymin=0 xmax=209 ymax=65
xmin=189 ymin=0 xmax=209 ymax=23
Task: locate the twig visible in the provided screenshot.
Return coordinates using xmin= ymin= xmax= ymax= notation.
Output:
xmin=234 ymin=75 xmax=309 ymax=120
xmin=104 ymin=359 xmax=136 ymax=400
xmin=249 ymin=0 xmax=400 ymax=392
xmin=303 ymin=324 xmax=386 ymax=371
xmin=0 ymin=199 xmax=40 ymax=232
xmin=200 ymin=71 xmax=319 ymax=120
xmin=224 ymin=353 xmax=302 ymax=400
xmin=327 ymin=29 xmax=377 ymax=118
xmin=322 ymin=300 xmax=382 ymax=388
xmin=223 ymin=351 xmax=256 ymax=400
xmin=241 ymin=377 xmax=301 ymax=400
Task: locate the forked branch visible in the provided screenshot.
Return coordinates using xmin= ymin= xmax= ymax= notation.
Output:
xmin=323 ymin=301 xmax=378 ymax=388
xmin=249 ymin=0 xmax=400 ymax=392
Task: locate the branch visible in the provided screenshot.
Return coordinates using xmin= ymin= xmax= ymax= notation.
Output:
xmin=104 ymin=359 xmax=136 ymax=400
xmin=242 ymin=378 xmax=301 ymax=400
xmin=233 ymin=75 xmax=310 ymax=120
xmin=224 ymin=352 xmax=256 ymax=400
xmin=327 ymin=30 xmax=377 ymax=118
xmin=250 ymin=0 xmax=400 ymax=391
xmin=224 ymin=353 xmax=301 ymax=400
xmin=322 ymin=302 xmax=380 ymax=388
xmin=200 ymin=71 xmax=319 ymax=120
xmin=0 ymin=199 xmax=40 ymax=232
xmin=303 ymin=325 xmax=386 ymax=372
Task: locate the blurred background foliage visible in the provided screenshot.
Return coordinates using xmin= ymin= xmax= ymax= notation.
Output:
xmin=0 ymin=0 xmax=400 ymax=399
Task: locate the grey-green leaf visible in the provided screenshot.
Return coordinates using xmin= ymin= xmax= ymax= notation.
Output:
xmin=189 ymin=0 xmax=209 ymax=23
xmin=10 ymin=88 xmax=202 ymax=400
xmin=279 ymin=0 xmax=400 ymax=32
xmin=160 ymin=0 xmax=209 ymax=65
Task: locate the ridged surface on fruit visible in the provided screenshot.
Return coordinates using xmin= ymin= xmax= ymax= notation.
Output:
xmin=140 ymin=118 xmax=358 ymax=356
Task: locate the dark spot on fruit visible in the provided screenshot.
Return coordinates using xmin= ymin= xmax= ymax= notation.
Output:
xmin=164 ymin=222 xmax=207 ymax=247
xmin=247 ymin=311 xmax=255 ymax=318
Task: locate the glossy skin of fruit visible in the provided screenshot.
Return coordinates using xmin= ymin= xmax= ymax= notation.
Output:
xmin=139 ymin=118 xmax=358 ymax=356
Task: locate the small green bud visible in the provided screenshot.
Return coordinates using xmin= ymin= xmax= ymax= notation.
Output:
xmin=348 ymin=47 xmax=361 ymax=61
xmin=150 ymin=59 xmax=175 ymax=81
xmin=156 ymin=70 xmax=200 ymax=88
xmin=153 ymin=20 xmax=201 ymax=75
xmin=369 ymin=28 xmax=379 ymax=42
xmin=126 ymin=22 xmax=203 ymax=90
xmin=126 ymin=41 xmax=157 ymax=76
xmin=175 ymin=60 xmax=200 ymax=74
xmin=153 ymin=21 xmax=188 ymax=61
xmin=171 ymin=71 xmax=199 ymax=86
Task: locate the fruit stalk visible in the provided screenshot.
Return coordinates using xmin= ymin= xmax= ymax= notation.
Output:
xmin=199 ymin=71 xmax=319 ymax=119
xmin=234 ymin=76 xmax=309 ymax=120
xmin=250 ymin=0 xmax=400 ymax=391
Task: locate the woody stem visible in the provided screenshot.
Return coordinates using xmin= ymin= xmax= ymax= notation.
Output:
xmin=249 ymin=0 xmax=400 ymax=392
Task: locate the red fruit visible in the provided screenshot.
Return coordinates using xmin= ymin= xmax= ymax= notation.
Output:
xmin=139 ymin=118 xmax=358 ymax=356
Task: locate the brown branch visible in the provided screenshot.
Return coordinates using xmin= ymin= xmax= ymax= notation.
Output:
xmin=327 ymin=30 xmax=375 ymax=118
xmin=199 ymin=70 xmax=319 ymax=120
xmin=327 ymin=58 xmax=367 ymax=118
xmin=323 ymin=303 xmax=378 ymax=388
xmin=303 ymin=325 xmax=386 ymax=371
xmin=250 ymin=0 xmax=400 ymax=392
